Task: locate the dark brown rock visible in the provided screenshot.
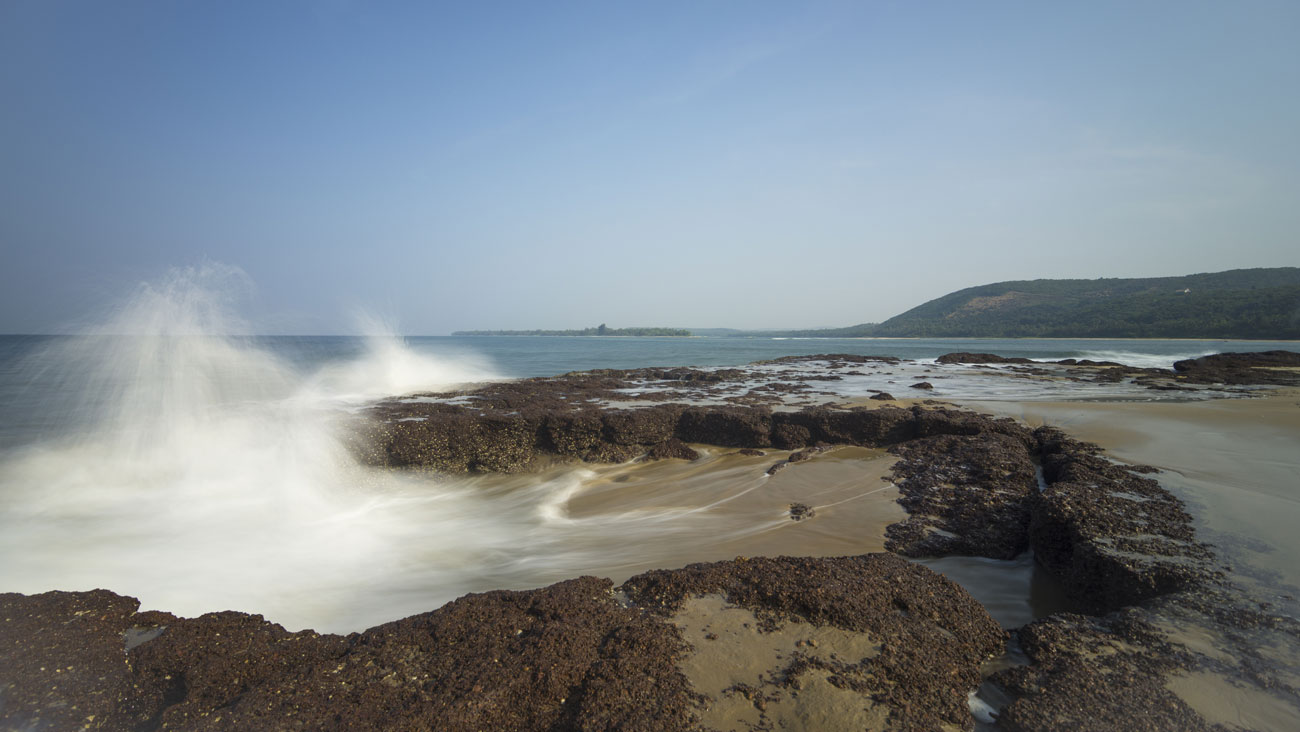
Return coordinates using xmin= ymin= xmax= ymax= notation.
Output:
xmin=0 ymin=590 xmax=146 ymax=731
xmin=643 ymin=438 xmax=699 ymax=461
xmin=1054 ymin=358 xmax=1123 ymax=367
xmin=541 ymin=409 xmax=607 ymax=457
xmin=886 ymin=431 xmax=1038 ymax=560
xmin=351 ymin=351 xmax=1299 ymax=475
xmin=1031 ymin=427 xmax=1217 ymax=613
xmin=788 ymin=503 xmax=815 ymax=520
xmin=759 ymin=353 xmax=901 ymax=366
xmin=2 ymin=579 xmax=697 ymax=731
xmin=1171 ymin=349 xmax=1300 ymax=385
xmin=602 ymin=405 xmax=682 ymax=446
xmin=2 ymin=557 xmax=1003 ymax=732
xmin=676 ymin=406 xmax=772 ymax=447
xmin=869 ymin=391 xmax=895 ymax=400
xmin=936 ymin=352 xmax=1034 ymax=364
xmin=992 ymin=612 xmax=1212 ymax=732
xmin=622 ymin=553 xmax=1005 ymax=731
xmin=769 ymin=421 xmax=811 ymax=449
xmin=773 ymin=406 xmax=917 ymax=447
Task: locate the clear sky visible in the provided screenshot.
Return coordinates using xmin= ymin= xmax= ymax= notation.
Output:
xmin=2 ymin=1 xmax=1298 ymax=334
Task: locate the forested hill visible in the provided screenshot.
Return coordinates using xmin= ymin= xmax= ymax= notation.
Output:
xmin=871 ymin=268 xmax=1300 ymax=339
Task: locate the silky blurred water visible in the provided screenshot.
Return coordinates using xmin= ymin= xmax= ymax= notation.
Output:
xmin=0 ymin=270 xmax=1294 ymax=632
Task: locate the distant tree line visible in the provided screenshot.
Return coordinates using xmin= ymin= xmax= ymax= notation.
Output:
xmin=732 ymin=323 xmax=879 ymax=338
xmin=452 ymin=269 xmax=1300 ymax=340
xmin=453 ymin=323 xmax=692 ymax=337
xmin=870 ymin=268 xmax=1300 ymax=339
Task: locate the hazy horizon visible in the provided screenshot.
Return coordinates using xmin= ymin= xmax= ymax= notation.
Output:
xmin=3 ymin=2 xmax=1298 ymax=335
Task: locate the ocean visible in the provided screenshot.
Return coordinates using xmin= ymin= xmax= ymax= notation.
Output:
xmin=3 ymin=331 xmax=1291 ymax=453
xmin=1 ymin=328 xmax=1296 ymax=633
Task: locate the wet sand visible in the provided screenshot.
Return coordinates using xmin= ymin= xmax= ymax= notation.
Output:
xmin=565 ymin=446 xmax=906 ymax=584
xmin=671 ymin=594 xmax=893 ymax=731
xmin=961 ymin=390 xmax=1300 ymax=730
xmin=962 ymin=389 xmax=1300 ymax=599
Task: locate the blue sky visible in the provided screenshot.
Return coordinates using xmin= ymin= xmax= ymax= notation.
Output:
xmin=2 ymin=1 xmax=1297 ymax=334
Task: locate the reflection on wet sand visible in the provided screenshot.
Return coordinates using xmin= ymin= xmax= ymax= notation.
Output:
xmin=564 ymin=446 xmax=905 ymax=583
xmin=963 ymin=389 xmax=1300 ymax=730
xmin=964 ymin=390 xmax=1300 ymax=601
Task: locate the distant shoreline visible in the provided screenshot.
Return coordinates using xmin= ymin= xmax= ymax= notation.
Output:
xmin=452 ymin=327 xmax=691 ymax=337
xmin=445 ymin=333 xmax=1299 ymax=342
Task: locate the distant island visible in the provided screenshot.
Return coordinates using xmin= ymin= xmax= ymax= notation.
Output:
xmin=454 ymin=324 xmax=692 ymax=337
xmin=749 ymin=267 xmax=1300 ymax=340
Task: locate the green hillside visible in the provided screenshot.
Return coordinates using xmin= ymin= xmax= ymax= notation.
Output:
xmin=870 ymin=268 xmax=1300 ymax=339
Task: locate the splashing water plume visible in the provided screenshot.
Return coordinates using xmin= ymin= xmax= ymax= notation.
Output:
xmin=0 ymin=266 xmax=535 ymax=630
xmin=301 ymin=311 xmax=501 ymax=406
xmin=4 ymin=265 xmax=868 ymax=632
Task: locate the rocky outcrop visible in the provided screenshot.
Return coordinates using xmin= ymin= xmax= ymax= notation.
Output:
xmin=357 ymin=390 xmax=1033 ymax=474
xmin=10 ymin=351 xmax=1296 ymax=731
xmin=0 ymin=590 xmax=146 ymax=731
xmin=992 ymin=611 xmax=1213 ymax=732
xmin=758 ymin=353 xmax=901 ymax=366
xmin=787 ymin=502 xmax=815 ymax=520
xmin=936 ymin=352 xmax=1034 ymax=364
xmin=2 ymin=579 xmax=693 ymax=732
xmin=676 ymin=406 xmax=773 ymax=448
xmin=350 ymin=351 xmax=1300 ymax=474
xmin=1172 ymin=349 xmax=1300 ymax=385
xmin=622 ymin=553 xmax=1006 ymax=732
xmin=643 ymin=438 xmax=699 ymax=461
xmin=1 ymin=555 xmax=1003 ymax=732
xmin=886 ymin=430 xmax=1038 ymax=560
xmin=1032 ymin=427 xmax=1217 ymax=613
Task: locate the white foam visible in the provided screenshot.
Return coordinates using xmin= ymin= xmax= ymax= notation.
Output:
xmin=0 ymin=265 xmax=529 ymax=632
xmin=968 ymin=690 xmax=999 ymax=724
xmin=1064 ymin=349 xmax=1218 ymax=370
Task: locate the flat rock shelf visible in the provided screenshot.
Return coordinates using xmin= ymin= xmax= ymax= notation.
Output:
xmin=4 ymin=351 xmax=1299 ymax=731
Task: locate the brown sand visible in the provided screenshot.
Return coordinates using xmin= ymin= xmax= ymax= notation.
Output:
xmin=671 ymin=594 xmax=894 ymax=731
xmin=1167 ymin=671 xmax=1300 ymax=731
xmin=960 ymin=389 xmax=1300 ymax=591
xmin=960 ymin=389 xmax=1300 ymax=730
xmin=567 ymin=446 xmax=906 ymax=583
